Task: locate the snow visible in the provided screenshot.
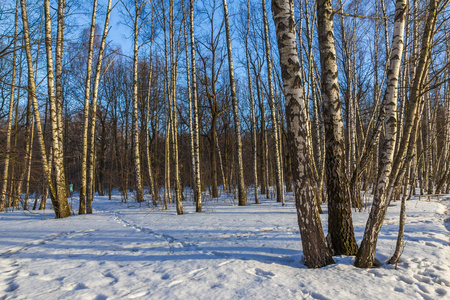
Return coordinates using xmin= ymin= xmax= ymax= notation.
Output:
xmin=0 ymin=192 xmax=449 ymax=300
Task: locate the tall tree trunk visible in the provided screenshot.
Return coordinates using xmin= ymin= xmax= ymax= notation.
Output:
xmin=263 ymin=0 xmax=284 ymax=206
xmin=169 ymin=0 xmax=183 ymax=215
xmin=12 ymin=64 xmax=25 ymax=209
xmin=388 ymin=0 xmax=439 ymax=199
xmin=317 ymin=0 xmax=357 ymax=256
xmin=355 ymin=0 xmax=408 ymax=268
xmin=24 ymin=83 xmax=35 ymax=210
xmin=183 ymin=0 xmax=196 ymax=201
xmin=163 ymin=92 xmax=171 ymax=210
xmin=216 ymin=134 xmax=227 ymax=193
xmin=210 ymin=114 xmax=219 ymax=198
xmin=21 ymin=0 xmax=68 ymax=218
xmin=272 ymin=0 xmax=334 ymax=268
xmin=54 ymin=0 xmax=67 ymax=210
xmin=246 ymin=0 xmax=259 ymax=204
xmin=338 ymin=0 xmax=362 ymax=210
xmin=222 ymin=0 xmax=246 ymax=206
xmin=162 ymin=3 xmax=171 ymax=210
xmin=0 ymin=0 xmax=19 ymax=211
xmin=388 ymin=159 xmax=411 ymax=265
xmin=146 ymin=7 xmax=158 ymax=206
xmin=132 ymin=0 xmax=144 ymax=203
xmin=190 ymin=0 xmax=202 ymax=212
xmin=79 ymin=0 xmax=98 ymax=214
xmin=44 ymin=0 xmax=71 ymax=217
xmin=86 ymin=0 xmax=112 ymax=212
xmin=256 ymin=75 xmax=267 ymax=196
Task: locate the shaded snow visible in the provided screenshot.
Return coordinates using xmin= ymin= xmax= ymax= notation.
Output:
xmin=0 ymin=192 xmax=449 ymax=299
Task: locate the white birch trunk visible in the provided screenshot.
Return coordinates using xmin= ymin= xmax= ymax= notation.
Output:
xmin=43 ymin=0 xmax=71 ymax=217
xmin=355 ymin=0 xmax=408 ymax=268
xmin=79 ymin=0 xmax=98 ymax=214
xmin=169 ymin=0 xmax=183 ymax=215
xmin=54 ymin=0 xmax=67 ymax=205
xmin=0 ymin=0 xmax=19 ymax=211
xmin=145 ymin=10 xmax=157 ymax=206
xmin=21 ymin=0 xmax=67 ymax=218
xmin=86 ymin=0 xmax=112 ymax=212
xmin=190 ymin=0 xmax=202 ymax=212
xmin=183 ymin=1 xmax=196 ymax=202
xmin=272 ymin=0 xmax=334 ymax=268
xmin=222 ymin=0 xmax=246 ymax=206
xmin=132 ymin=0 xmax=144 ymax=203
xmin=317 ymin=0 xmax=357 ymax=255
xmin=247 ymin=0 xmax=259 ymax=204
xmin=263 ymin=0 xmax=284 ymax=206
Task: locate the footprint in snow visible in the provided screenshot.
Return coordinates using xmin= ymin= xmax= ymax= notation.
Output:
xmin=6 ymin=282 xmax=19 ymax=292
xmin=418 ymin=292 xmax=435 ymax=300
xmin=74 ymin=283 xmax=88 ymax=290
xmin=211 ymin=283 xmax=224 ymax=289
xmin=435 ymin=287 xmax=448 ymax=296
xmin=254 ymin=268 xmax=275 ymax=278
xmin=398 ymin=275 xmax=415 ymax=285
xmin=416 ymin=283 xmax=430 ymax=294
xmin=433 ymin=265 xmax=447 ymax=271
xmin=103 ymin=272 xmax=118 ymax=285
xmin=308 ymin=292 xmax=332 ymax=300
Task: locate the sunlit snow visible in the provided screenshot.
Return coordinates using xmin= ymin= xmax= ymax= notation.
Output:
xmin=0 ymin=191 xmax=448 ymax=299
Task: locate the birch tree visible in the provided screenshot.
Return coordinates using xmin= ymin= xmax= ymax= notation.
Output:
xmin=190 ymin=0 xmax=202 ymax=212
xmin=168 ymin=0 xmax=183 ymax=214
xmin=222 ymin=0 xmax=247 ymax=206
xmin=145 ymin=4 xmax=158 ymax=206
xmin=131 ymin=0 xmax=145 ymax=203
xmin=196 ymin=0 xmax=225 ymax=199
xmin=245 ymin=0 xmax=259 ymax=204
xmin=263 ymin=0 xmax=284 ymax=206
xmin=79 ymin=0 xmax=98 ymax=214
xmin=0 ymin=0 xmax=19 ymax=211
xmin=86 ymin=0 xmax=113 ymax=213
xmin=355 ymin=0 xmax=408 ymax=268
xmin=272 ymin=0 xmax=334 ymax=268
xmin=183 ymin=0 xmax=196 ymax=205
xmin=317 ymin=0 xmax=358 ymax=256
xmin=43 ymin=0 xmax=71 ymax=217
xmin=20 ymin=0 xmax=70 ymax=218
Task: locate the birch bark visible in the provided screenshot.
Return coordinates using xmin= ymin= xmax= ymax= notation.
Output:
xmin=190 ymin=0 xmax=202 ymax=212
xmin=131 ymin=0 xmax=144 ymax=203
xmin=145 ymin=7 xmax=158 ymax=206
xmin=223 ymin=0 xmax=247 ymax=206
xmin=263 ymin=0 xmax=284 ymax=206
xmin=86 ymin=0 xmax=113 ymax=212
xmin=246 ymin=0 xmax=259 ymax=204
xmin=317 ymin=0 xmax=357 ymax=255
xmin=43 ymin=0 xmax=71 ymax=217
xmin=355 ymin=0 xmax=408 ymax=268
xmin=79 ymin=0 xmax=98 ymax=214
xmin=21 ymin=0 xmax=68 ymax=218
xmin=272 ymin=0 xmax=334 ymax=268
xmin=183 ymin=0 xmax=196 ymax=203
xmin=0 ymin=0 xmax=19 ymax=211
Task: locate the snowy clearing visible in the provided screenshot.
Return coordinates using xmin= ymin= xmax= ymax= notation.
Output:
xmin=0 ymin=193 xmax=449 ymax=300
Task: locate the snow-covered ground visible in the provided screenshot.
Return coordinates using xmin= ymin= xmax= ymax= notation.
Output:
xmin=0 ymin=191 xmax=449 ymax=300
